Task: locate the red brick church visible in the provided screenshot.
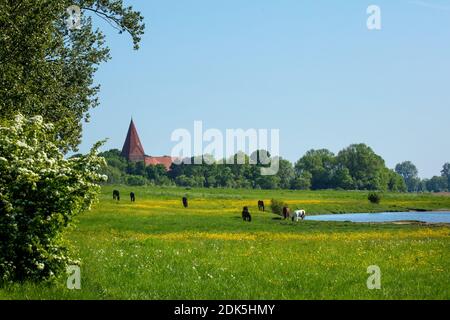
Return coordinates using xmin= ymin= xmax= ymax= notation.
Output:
xmin=121 ymin=119 xmax=173 ymax=170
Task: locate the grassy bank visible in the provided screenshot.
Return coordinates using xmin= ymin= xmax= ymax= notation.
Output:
xmin=1 ymin=186 xmax=449 ymax=299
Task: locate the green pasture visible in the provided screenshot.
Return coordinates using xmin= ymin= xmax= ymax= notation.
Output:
xmin=1 ymin=186 xmax=449 ymax=299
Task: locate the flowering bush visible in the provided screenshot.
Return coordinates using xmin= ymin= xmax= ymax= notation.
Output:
xmin=0 ymin=114 xmax=106 ymax=282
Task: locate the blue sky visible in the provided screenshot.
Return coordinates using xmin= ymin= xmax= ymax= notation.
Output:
xmin=78 ymin=0 xmax=450 ymax=178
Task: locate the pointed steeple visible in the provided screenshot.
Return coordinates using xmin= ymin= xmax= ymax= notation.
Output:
xmin=121 ymin=119 xmax=146 ymax=161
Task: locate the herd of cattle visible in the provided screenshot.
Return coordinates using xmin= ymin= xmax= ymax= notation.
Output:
xmin=112 ymin=190 xmax=306 ymax=222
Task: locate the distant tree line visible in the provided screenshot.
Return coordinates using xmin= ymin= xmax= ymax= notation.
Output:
xmin=97 ymin=143 xmax=448 ymax=192
xmin=395 ymin=161 xmax=449 ymax=193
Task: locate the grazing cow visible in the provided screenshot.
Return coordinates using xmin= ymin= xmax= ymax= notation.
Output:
xmin=257 ymin=200 xmax=265 ymax=211
xmin=130 ymin=192 xmax=135 ymax=202
xmin=292 ymin=210 xmax=306 ymax=222
xmin=182 ymin=197 xmax=188 ymax=208
xmin=282 ymin=206 xmax=290 ymax=220
xmin=242 ymin=206 xmax=252 ymax=222
xmin=113 ymin=190 xmax=120 ymax=201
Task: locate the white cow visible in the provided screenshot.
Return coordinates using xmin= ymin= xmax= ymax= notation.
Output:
xmin=292 ymin=209 xmax=306 ymax=222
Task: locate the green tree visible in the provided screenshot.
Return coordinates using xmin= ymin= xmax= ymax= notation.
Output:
xmin=332 ymin=166 xmax=354 ymax=190
xmin=100 ymin=149 xmax=127 ymax=171
xmin=417 ymin=179 xmax=429 ymax=192
xmin=291 ymin=171 xmax=312 ymax=190
xmin=276 ymin=158 xmax=295 ymax=189
xmin=395 ymin=161 xmax=420 ymax=192
xmin=0 ymin=0 xmax=145 ymax=150
xmin=336 ymin=144 xmax=387 ymax=190
xmin=255 ymin=175 xmax=281 ymax=190
xmin=102 ymin=165 xmax=125 ymax=184
xmin=426 ymin=176 xmax=448 ymax=192
xmin=133 ymin=161 xmax=146 ymax=176
xmin=126 ymin=175 xmax=147 ymax=186
xmin=146 ymin=164 xmax=168 ymax=183
xmin=387 ymin=169 xmax=407 ymax=192
xmin=217 ymin=167 xmax=235 ymax=188
xmin=441 ymin=163 xmax=450 ymax=187
xmin=295 ymin=149 xmax=335 ymax=190
xmin=250 ymin=149 xmax=271 ymax=165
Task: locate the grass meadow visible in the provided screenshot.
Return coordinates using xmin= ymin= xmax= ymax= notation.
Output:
xmin=1 ymin=186 xmax=449 ymax=299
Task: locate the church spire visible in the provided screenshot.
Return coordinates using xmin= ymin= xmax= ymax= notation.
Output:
xmin=121 ymin=119 xmax=146 ymax=161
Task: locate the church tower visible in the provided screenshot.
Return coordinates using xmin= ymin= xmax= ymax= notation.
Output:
xmin=121 ymin=119 xmax=146 ymax=162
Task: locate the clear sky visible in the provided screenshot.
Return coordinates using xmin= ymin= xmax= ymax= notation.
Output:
xmin=78 ymin=0 xmax=450 ymax=178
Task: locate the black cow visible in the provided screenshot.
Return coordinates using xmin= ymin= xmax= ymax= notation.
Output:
xmin=113 ymin=190 xmax=120 ymax=201
xmin=182 ymin=197 xmax=188 ymax=208
xmin=242 ymin=206 xmax=252 ymax=222
xmin=258 ymin=200 xmax=265 ymax=211
xmin=282 ymin=206 xmax=290 ymax=220
xmin=130 ymin=192 xmax=135 ymax=202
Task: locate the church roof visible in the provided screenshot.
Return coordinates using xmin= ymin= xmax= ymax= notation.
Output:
xmin=120 ymin=119 xmax=174 ymax=170
xmin=121 ymin=119 xmax=146 ymax=161
xmin=144 ymin=156 xmax=174 ymax=170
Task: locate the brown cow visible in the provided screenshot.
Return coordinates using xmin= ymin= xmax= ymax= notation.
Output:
xmin=282 ymin=206 xmax=290 ymax=220
xmin=257 ymin=200 xmax=265 ymax=211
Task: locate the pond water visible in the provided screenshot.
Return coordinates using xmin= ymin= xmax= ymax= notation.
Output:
xmin=305 ymin=212 xmax=450 ymax=223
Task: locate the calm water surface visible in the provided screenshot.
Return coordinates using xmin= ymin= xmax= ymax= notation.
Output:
xmin=306 ymin=212 xmax=450 ymax=223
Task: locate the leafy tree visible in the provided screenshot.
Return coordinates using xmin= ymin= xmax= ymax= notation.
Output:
xmin=295 ymin=149 xmax=335 ymax=190
xmin=0 ymin=114 xmax=105 ymax=282
xmin=387 ymin=169 xmax=407 ymax=192
xmin=426 ymin=176 xmax=448 ymax=192
xmin=102 ymin=165 xmax=125 ymax=184
xmin=0 ymin=0 xmax=145 ymax=150
xmin=99 ymin=149 xmax=127 ymax=170
xmin=174 ymin=175 xmax=191 ymax=187
xmin=126 ymin=161 xmax=136 ymax=175
xmin=146 ymin=164 xmax=168 ymax=183
xmin=255 ymin=175 xmax=281 ymax=190
xmin=133 ymin=161 xmax=146 ymax=176
xmin=276 ymin=158 xmax=295 ymax=189
xmin=291 ymin=171 xmax=312 ymax=190
xmin=250 ymin=149 xmax=271 ymax=165
xmin=203 ymin=163 xmax=222 ymax=188
xmin=417 ymin=179 xmax=429 ymax=192
xmin=332 ymin=166 xmax=354 ymax=190
xmin=336 ymin=144 xmax=386 ymax=190
xmin=126 ymin=175 xmax=147 ymax=186
xmin=395 ymin=161 xmax=420 ymax=192
xmin=175 ymin=175 xmax=205 ymax=188
xmin=442 ymin=163 xmax=450 ymax=187
xmin=98 ymin=149 xmax=128 ymax=183
xmin=216 ymin=167 xmax=235 ymax=188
